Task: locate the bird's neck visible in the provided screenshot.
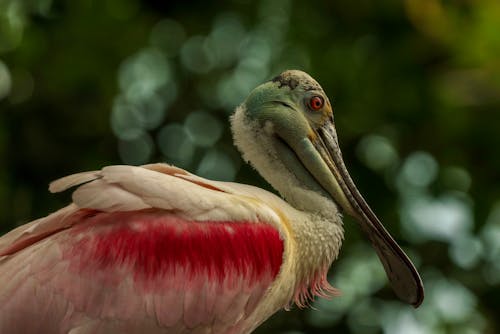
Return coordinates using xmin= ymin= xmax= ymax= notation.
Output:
xmin=232 ymin=106 xmax=345 ymax=307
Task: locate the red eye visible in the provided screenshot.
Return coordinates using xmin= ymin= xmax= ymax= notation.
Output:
xmin=309 ymin=96 xmax=324 ymax=111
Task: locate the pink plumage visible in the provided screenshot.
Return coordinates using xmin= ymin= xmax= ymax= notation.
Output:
xmin=0 ymin=165 xmax=301 ymax=334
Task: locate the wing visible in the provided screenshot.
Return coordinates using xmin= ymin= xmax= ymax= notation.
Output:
xmin=0 ymin=164 xmax=287 ymax=334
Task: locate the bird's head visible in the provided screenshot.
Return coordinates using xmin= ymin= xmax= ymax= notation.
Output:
xmin=233 ymin=70 xmax=424 ymax=307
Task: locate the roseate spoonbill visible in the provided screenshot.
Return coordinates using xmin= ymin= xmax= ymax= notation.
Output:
xmin=0 ymin=70 xmax=423 ymax=333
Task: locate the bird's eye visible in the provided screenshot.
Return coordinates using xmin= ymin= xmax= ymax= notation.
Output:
xmin=308 ymin=96 xmax=324 ymax=111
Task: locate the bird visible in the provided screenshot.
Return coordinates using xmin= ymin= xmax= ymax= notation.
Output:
xmin=0 ymin=70 xmax=423 ymax=334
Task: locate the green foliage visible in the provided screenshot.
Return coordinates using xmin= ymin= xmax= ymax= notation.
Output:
xmin=1 ymin=0 xmax=499 ymax=332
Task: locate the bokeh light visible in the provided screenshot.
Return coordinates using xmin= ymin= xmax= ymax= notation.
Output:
xmin=118 ymin=132 xmax=154 ymax=165
xmin=197 ymin=148 xmax=236 ymax=181
xmin=398 ymin=152 xmax=439 ymax=189
xmin=357 ymin=134 xmax=399 ymax=171
xmin=118 ymin=48 xmax=172 ymax=103
xmin=185 ymin=111 xmax=223 ymax=146
xmin=157 ymin=123 xmax=195 ymax=168
xmin=400 ymin=194 xmax=474 ymax=243
xmin=180 ymin=36 xmax=216 ymax=74
xmin=149 ymin=19 xmax=186 ymax=57
xmin=0 ymin=60 xmax=12 ymax=100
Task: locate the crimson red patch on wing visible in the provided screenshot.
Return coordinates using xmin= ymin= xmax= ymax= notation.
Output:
xmin=65 ymin=209 xmax=284 ymax=289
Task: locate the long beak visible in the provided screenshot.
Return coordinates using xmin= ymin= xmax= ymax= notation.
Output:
xmin=312 ymin=121 xmax=424 ymax=307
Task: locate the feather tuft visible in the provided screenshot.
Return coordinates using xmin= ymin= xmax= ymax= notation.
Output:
xmin=289 ymin=266 xmax=341 ymax=309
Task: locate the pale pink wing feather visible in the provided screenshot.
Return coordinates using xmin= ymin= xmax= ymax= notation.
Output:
xmin=0 ymin=164 xmax=285 ymax=334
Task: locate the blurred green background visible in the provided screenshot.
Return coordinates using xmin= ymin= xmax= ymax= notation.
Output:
xmin=1 ymin=0 xmax=499 ymax=333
